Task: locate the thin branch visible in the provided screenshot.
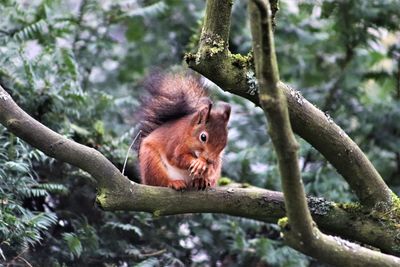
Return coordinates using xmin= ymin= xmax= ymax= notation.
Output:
xmin=396 ymin=56 xmax=400 ymax=99
xmin=250 ymin=0 xmax=313 ymax=243
xmin=283 ymin=81 xmax=393 ymax=208
xmin=8 ymin=249 xmax=33 ymax=267
xmin=141 ymin=249 xmax=167 ymax=258
xmin=0 ymin=29 xmax=11 ymax=35
xmin=248 ymin=1 xmax=400 ymax=266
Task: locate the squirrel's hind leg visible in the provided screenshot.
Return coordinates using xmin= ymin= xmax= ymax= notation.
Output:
xmin=139 ymin=142 xmax=187 ymax=190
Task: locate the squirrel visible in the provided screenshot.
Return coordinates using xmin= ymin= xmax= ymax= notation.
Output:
xmin=136 ymin=72 xmax=231 ymax=190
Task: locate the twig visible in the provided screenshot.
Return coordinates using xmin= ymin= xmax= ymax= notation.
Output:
xmin=122 ymin=130 xmax=141 ymax=175
xmin=141 ymin=248 xmax=167 ymax=258
xmin=7 ymin=249 xmax=33 ymax=267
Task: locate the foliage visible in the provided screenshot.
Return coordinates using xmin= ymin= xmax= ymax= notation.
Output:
xmin=0 ymin=126 xmax=60 ymax=260
xmin=0 ymin=0 xmax=399 ymax=266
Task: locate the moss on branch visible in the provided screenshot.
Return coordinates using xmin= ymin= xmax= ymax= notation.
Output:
xmin=247 ymin=0 xmax=400 ymax=265
xmin=0 ymin=86 xmax=399 ymax=256
xmin=187 ymin=0 xmax=393 ymax=209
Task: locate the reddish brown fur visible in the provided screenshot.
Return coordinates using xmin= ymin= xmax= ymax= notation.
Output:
xmin=137 ymin=72 xmax=230 ymax=190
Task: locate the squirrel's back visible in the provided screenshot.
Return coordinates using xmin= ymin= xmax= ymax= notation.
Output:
xmin=137 ymin=72 xmax=207 ymax=143
xmin=136 ymin=71 xmax=231 ymax=190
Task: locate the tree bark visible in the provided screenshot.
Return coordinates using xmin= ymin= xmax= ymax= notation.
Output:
xmin=185 ymin=0 xmax=393 ymax=209
xmin=247 ymin=0 xmax=400 ymax=266
xmin=1 ymin=85 xmax=400 ymax=258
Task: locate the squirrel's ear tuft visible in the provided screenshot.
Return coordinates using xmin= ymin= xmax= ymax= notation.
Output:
xmin=220 ymin=102 xmax=231 ymax=122
xmin=191 ymin=98 xmax=212 ymax=125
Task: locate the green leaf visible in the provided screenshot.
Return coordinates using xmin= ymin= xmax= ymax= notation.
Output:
xmin=94 ymin=120 xmax=105 ymax=136
xmin=13 ymin=20 xmax=48 ymax=41
xmin=124 ymin=1 xmax=167 ymax=17
xmin=35 ymin=183 xmax=68 ymax=195
xmin=70 ymin=123 xmax=90 ymax=136
xmin=4 ymin=161 xmax=30 ymax=173
xmin=61 ymin=48 xmax=79 ymax=80
xmin=105 ymin=222 xmax=143 ymax=237
xmin=125 ymin=18 xmax=145 ymax=42
xmin=29 ymin=212 xmax=58 ymax=230
xmin=63 ymin=233 xmax=83 ymax=258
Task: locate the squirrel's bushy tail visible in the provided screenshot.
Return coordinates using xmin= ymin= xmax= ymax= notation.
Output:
xmin=137 ymin=72 xmax=207 ymax=142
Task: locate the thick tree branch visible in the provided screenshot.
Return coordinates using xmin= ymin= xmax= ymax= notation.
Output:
xmin=103 ymin=183 xmax=400 ymax=257
xmin=199 ymin=0 xmax=231 ymax=52
xmin=248 ymin=1 xmax=400 ymax=266
xmin=0 ymin=87 xmax=126 ymax=193
xmin=185 ymin=0 xmax=392 ymax=208
xmin=1 ymin=85 xmax=400 ymax=256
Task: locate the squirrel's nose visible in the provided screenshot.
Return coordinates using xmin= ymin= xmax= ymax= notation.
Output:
xmin=206 ymin=158 xmax=214 ymax=165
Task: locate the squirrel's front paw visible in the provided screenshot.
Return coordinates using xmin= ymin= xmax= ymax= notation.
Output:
xmin=189 ymin=158 xmax=208 ymax=178
xmin=192 ymin=177 xmax=210 ymax=190
xmin=167 ymin=180 xmax=187 ymax=191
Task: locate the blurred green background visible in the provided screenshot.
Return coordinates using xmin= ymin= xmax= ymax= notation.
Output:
xmin=0 ymin=0 xmax=399 ymax=266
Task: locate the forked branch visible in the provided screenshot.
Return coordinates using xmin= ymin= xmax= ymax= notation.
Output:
xmin=1 ymin=86 xmax=400 ymax=256
xmin=186 ymin=0 xmax=393 ymax=208
xmin=248 ymin=0 xmax=400 ymax=266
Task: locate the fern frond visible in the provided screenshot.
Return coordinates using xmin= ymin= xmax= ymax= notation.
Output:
xmin=21 ymin=56 xmax=37 ymax=89
xmin=105 ymin=221 xmax=143 ymax=237
xmin=23 ymin=188 xmax=48 ymax=198
xmin=121 ymin=1 xmax=167 ymax=18
xmin=35 ymin=183 xmax=69 ymax=195
xmin=4 ymin=161 xmax=30 ymax=173
xmin=27 ymin=149 xmax=48 ymax=162
xmin=60 ymin=48 xmax=79 ymax=80
xmin=63 ymin=232 xmax=83 ymax=259
xmin=28 ymin=212 xmax=58 ymax=231
xmin=13 ymin=20 xmax=48 ymax=42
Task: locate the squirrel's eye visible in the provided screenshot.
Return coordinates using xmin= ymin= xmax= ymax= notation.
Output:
xmin=199 ymin=131 xmax=208 ymax=143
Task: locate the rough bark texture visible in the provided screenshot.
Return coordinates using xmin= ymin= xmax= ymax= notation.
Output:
xmin=185 ymin=0 xmax=392 ymax=209
xmin=1 ymin=86 xmax=400 ymax=257
xmin=248 ymin=0 xmax=400 ymax=266
xmin=0 ymin=88 xmax=127 ymax=193
xmin=250 ymin=0 xmax=314 ymax=241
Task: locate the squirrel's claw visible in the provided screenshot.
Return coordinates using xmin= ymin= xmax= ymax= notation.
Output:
xmin=200 ymin=165 xmax=207 ymax=176
xmin=189 ymin=158 xmax=208 ymax=178
xmin=191 ymin=177 xmax=210 ymax=190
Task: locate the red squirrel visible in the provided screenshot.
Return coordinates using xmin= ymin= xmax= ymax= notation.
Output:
xmin=137 ymin=72 xmax=230 ymax=190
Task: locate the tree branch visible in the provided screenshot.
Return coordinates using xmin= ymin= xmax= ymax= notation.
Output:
xmin=185 ymin=0 xmax=393 ymax=209
xmin=248 ymin=1 xmax=400 ymax=266
xmin=1 ymin=85 xmax=400 ymax=256
xmin=0 ymin=87 xmax=126 ymax=193
xmin=199 ymin=0 xmax=232 ymax=51
xmin=250 ymin=0 xmax=312 ymax=237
